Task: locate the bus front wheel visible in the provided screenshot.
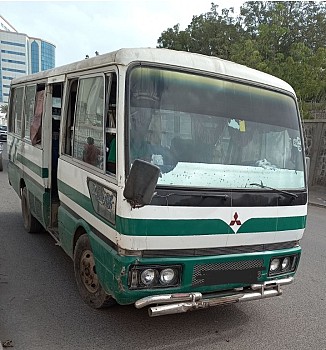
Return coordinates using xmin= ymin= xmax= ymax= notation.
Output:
xmin=21 ymin=187 xmax=43 ymax=233
xmin=74 ymin=234 xmax=115 ymax=309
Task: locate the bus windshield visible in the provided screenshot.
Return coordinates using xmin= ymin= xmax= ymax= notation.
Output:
xmin=128 ymin=67 xmax=305 ymax=190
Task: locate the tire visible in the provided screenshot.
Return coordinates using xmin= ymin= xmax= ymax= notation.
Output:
xmin=74 ymin=234 xmax=115 ymax=309
xmin=0 ymin=154 xmax=3 ymax=172
xmin=21 ymin=187 xmax=43 ymax=233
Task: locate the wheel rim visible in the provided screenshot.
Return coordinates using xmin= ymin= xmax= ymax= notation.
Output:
xmin=79 ymin=249 xmax=99 ymax=294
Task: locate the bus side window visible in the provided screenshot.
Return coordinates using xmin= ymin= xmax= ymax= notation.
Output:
xmin=23 ymin=85 xmax=36 ymax=140
xmin=64 ymin=80 xmax=78 ymax=155
xmin=73 ymin=76 xmax=104 ymax=169
xmin=106 ymin=73 xmax=117 ymax=175
xmin=9 ymin=87 xmax=24 ymax=135
xmin=30 ymin=84 xmax=45 ymax=146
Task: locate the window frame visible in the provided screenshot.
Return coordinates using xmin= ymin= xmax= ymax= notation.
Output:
xmin=71 ymin=73 xmax=106 ymax=171
xmin=9 ymin=86 xmax=24 ymax=137
xmin=62 ymin=68 xmax=119 ymax=179
xmin=23 ymin=84 xmax=37 ymax=141
xmin=104 ymin=71 xmax=118 ymax=177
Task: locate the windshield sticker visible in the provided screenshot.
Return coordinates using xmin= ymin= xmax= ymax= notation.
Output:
xmin=228 ymin=119 xmax=240 ymax=130
xmin=293 ymin=137 xmax=302 ymax=152
xmin=239 ymin=120 xmax=246 ymax=132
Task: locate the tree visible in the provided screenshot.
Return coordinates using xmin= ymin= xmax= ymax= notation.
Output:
xmin=239 ymin=2 xmax=326 ymax=104
xmin=157 ymin=1 xmax=326 ymax=115
xmin=230 ymin=39 xmax=265 ymax=69
xmin=157 ymin=4 xmax=244 ymax=60
xmin=157 ymin=24 xmax=191 ymax=52
xmin=239 ymin=1 xmax=326 ymax=57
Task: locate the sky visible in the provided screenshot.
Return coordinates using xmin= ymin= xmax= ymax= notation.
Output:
xmin=1 ymin=0 xmax=245 ymax=67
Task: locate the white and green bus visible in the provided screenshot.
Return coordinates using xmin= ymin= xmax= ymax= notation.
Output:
xmin=7 ymin=48 xmax=307 ymax=316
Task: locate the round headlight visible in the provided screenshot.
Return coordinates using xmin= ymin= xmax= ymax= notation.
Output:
xmin=270 ymin=258 xmax=280 ymax=272
xmin=281 ymin=257 xmax=290 ymax=270
xmin=140 ymin=269 xmax=156 ymax=285
xmin=160 ymin=268 xmax=176 ymax=285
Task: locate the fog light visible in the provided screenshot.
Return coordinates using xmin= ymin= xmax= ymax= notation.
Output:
xmin=281 ymin=257 xmax=290 ymax=270
xmin=270 ymin=258 xmax=280 ymax=272
xmin=140 ymin=269 xmax=156 ymax=285
xmin=160 ymin=268 xmax=176 ymax=284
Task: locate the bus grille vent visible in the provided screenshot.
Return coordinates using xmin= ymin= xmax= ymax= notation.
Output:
xmin=192 ymin=259 xmax=264 ymax=287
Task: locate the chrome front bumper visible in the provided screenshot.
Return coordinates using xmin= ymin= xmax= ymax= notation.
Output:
xmin=135 ymin=277 xmax=293 ymax=317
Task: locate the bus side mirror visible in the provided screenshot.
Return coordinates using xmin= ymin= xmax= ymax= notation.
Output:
xmin=305 ymin=156 xmax=310 ymax=183
xmin=124 ymin=159 xmax=160 ymax=208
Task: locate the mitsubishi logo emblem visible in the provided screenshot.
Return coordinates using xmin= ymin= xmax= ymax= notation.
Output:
xmin=230 ymin=212 xmax=242 ymax=226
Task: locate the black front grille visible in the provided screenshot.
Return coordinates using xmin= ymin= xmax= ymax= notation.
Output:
xmin=142 ymin=241 xmax=298 ymax=258
xmin=192 ymin=259 xmax=265 ymax=287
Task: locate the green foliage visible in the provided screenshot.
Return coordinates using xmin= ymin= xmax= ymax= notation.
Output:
xmin=157 ymin=1 xmax=326 ymax=117
xmin=158 ymin=4 xmax=244 ymax=60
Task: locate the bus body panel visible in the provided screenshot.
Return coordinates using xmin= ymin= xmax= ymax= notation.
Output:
xmin=56 ymin=198 xmax=303 ymax=305
xmin=7 ymin=134 xmax=51 ymax=228
xmin=89 ymin=233 xmax=301 ymax=305
xmin=57 ymin=167 xmax=306 ymax=251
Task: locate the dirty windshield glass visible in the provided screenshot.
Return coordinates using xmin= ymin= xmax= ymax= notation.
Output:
xmin=128 ymin=67 xmax=305 ymax=190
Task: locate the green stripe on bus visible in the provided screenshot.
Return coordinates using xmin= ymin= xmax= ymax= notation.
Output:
xmin=116 ymin=217 xmax=232 ymax=236
xmin=58 ymin=179 xmax=94 ymax=213
xmin=17 ymin=153 xmax=48 ymax=178
xmin=237 ymin=216 xmax=306 ymax=233
xmin=116 ymin=216 xmax=305 ymax=236
xmin=58 ymin=179 xmax=306 ymax=236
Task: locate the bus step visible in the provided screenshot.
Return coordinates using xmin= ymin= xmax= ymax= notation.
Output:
xmin=47 ymin=228 xmax=60 ymax=244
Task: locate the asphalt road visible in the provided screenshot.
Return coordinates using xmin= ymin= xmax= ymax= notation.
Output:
xmin=1 ymin=144 xmax=326 ymax=350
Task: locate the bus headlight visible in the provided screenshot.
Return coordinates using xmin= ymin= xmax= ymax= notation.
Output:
xmin=160 ymin=268 xmax=177 ymax=285
xmin=270 ymin=258 xmax=280 ymax=272
xmin=268 ymin=255 xmax=298 ymax=276
xmin=140 ymin=269 xmax=156 ymax=286
xmin=281 ymin=257 xmax=290 ymax=271
xmin=129 ymin=265 xmax=182 ymax=289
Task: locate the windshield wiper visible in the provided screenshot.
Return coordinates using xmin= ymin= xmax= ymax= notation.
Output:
xmin=250 ymin=181 xmax=298 ymax=199
xmin=154 ymin=191 xmax=229 ymax=200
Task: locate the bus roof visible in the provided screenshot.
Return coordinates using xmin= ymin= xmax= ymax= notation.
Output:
xmin=11 ymin=47 xmax=295 ymax=94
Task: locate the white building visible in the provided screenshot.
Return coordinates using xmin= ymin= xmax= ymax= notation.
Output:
xmin=0 ymin=15 xmax=56 ymax=103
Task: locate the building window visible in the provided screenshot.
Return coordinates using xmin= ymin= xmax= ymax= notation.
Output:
xmin=1 ymin=49 xmax=25 ymax=56
xmin=31 ymin=41 xmax=39 ymax=73
xmin=2 ymin=59 xmax=25 ymax=65
xmin=2 ymin=67 xmax=26 ymax=73
xmin=3 ymin=76 xmax=14 ymax=80
xmin=41 ymin=41 xmax=55 ymax=71
xmin=1 ymin=40 xmax=25 ymax=47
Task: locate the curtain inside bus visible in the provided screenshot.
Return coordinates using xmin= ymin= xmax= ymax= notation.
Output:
xmin=31 ymin=89 xmax=45 ymax=145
